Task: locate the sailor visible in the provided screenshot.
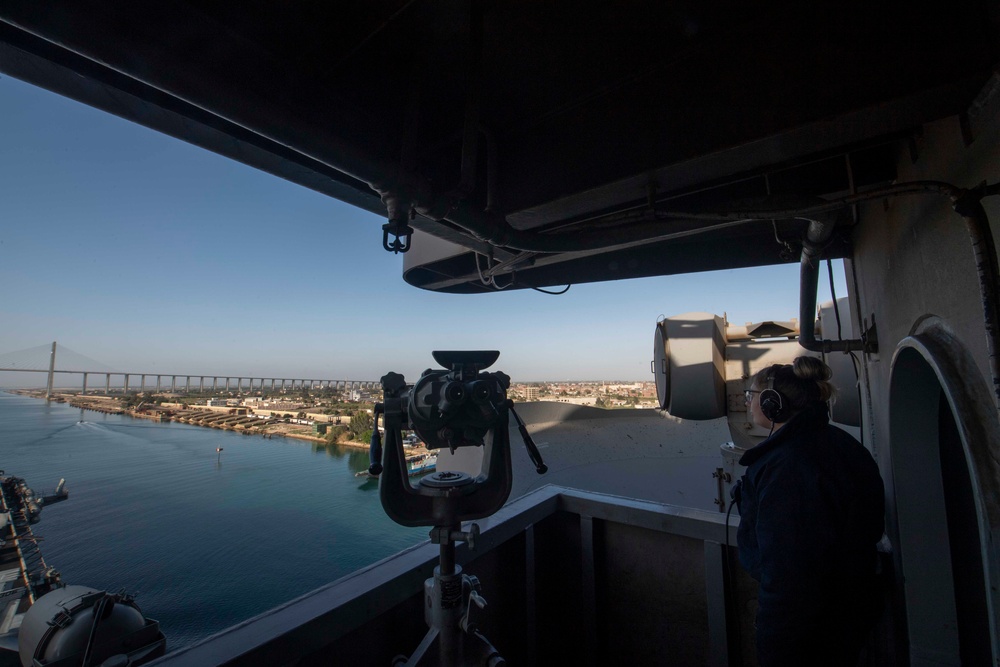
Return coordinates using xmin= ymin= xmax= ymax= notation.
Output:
xmin=735 ymin=356 xmax=885 ymax=667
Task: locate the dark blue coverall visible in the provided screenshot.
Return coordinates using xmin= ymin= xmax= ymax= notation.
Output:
xmin=736 ymin=402 xmax=885 ymax=667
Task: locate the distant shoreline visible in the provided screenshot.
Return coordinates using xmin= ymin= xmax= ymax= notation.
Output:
xmin=9 ymin=389 xmax=375 ymax=449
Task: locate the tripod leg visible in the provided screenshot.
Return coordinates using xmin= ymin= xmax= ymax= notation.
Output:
xmin=468 ymin=629 xmax=505 ymax=667
xmin=393 ymin=627 xmax=439 ymax=666
xmin=393 ymin=626 xmax=504 ymax=667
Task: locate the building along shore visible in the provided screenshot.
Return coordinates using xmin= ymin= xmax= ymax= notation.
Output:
xmin=9 ymin=390 xmax=360 ymax=447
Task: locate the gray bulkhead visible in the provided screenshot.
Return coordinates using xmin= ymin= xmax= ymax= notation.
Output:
xmin=850 ymin=101 xmax=1000 ymax=665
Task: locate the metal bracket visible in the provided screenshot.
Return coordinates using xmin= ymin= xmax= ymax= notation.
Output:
xmin=379 ymin=189 xmax=415 ymax=254
xmin=712 ymin=468 xmax=732 ymax=513
xmin=861 ymin=314 xmax=879 ymax=354
xmin=460 ymin=575 xmax=487 ymax=634
xmin=428 ymin=523 xmax=479 ymax=550
xmin=49 ymin=609 xmax=73 ymax=628
xmin=382 ymin=221 xmax=414 ymax=254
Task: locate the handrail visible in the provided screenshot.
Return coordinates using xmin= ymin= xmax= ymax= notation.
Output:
xmin=148 ymin=485 xmax=738 ymax=666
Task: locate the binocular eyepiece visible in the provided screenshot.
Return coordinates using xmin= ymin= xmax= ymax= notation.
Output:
xmin=409 ymin=357 xmax=510 ymax=452
xmin=441 ymin=379 xmax=497 ymax=409
xmin=370 ymin=351 xmax=547 ymax=527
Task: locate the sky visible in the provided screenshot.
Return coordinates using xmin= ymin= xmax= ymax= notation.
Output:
xmin=0 ymin=75 xmax=846 ymax=384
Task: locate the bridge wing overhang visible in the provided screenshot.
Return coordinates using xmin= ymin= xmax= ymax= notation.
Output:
xmin=1 ymin=1 xmax=996 ymax=291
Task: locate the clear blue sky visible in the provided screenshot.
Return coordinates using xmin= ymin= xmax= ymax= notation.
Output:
xmin=0 ymin=75 xmax=846 ymax=383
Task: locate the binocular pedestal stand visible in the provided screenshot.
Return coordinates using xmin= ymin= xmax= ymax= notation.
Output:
xmin=392 ymin=500 xmax=504 ymax=667
xmin=375 ymin=353 xmax=546 ymax=666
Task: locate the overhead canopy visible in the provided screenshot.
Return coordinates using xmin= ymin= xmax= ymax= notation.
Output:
xmin=1 ymin=1 xmax=996 ymax=292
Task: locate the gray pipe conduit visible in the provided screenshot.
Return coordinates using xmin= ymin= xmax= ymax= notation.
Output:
xmin=797 ymin=212 xmax=870 ymax=354
xmin=380 ymin=148 xmax=1000 ymax=403
xmin=795 ymin=183 xmax=1000 ymax=413
xmin=416 ymin=179 xmax=1000 ymax=410
xmin=404 ymin=181 xmax=968 ymax=254
xmin=953 ymin=187 xmax=1000 ymax=408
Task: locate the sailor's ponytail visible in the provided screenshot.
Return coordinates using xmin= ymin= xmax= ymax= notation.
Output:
xmin=792 ymin=356 xmax=836 ymax=403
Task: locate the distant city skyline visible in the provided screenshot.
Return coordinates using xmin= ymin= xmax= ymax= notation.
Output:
xmin=1 ymin=76 xmax=846 ymax=383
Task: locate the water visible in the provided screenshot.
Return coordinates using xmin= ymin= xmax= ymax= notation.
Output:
xmin=0 ymin=392 xmax=426 ymax=651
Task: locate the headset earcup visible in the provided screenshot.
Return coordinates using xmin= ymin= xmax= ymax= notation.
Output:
xmin=759 ymin=388 xmax=783 ymax=422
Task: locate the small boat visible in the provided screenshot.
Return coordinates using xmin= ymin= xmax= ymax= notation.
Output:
xmin=406 ymin=452 xmax=437 ymax=476
xmin=354 ymin=452 xmax=438 ymax=478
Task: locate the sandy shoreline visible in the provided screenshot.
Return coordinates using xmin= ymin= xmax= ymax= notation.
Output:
xmin=284 ymin=431 xmax=369 ymax=449
xmin=11 ymin=390 xmax=374 ymax=449
xmin=10 ymin=391 xmax=435 ymax=460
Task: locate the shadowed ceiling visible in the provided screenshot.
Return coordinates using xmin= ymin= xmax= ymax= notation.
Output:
xmin=1 ymin=1 xmax=996 ymax=291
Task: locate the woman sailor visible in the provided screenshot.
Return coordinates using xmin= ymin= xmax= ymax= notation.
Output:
xmin=735 ymin=356 xmax=885 ymax=666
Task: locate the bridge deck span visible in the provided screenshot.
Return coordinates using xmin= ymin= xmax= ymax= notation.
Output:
xmin=0 ymin=368 xmax=378 ymax=393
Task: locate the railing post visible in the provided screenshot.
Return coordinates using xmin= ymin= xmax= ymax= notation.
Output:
xmin=704 ymin=541 xmax=735 ymax=667
xmin=580 ymin=515 xmax=598 ymax=667
xmin=525 ymin=524 xmax=538 ymax=667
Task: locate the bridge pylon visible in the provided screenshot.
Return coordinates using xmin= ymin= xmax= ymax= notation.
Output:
xmin=45 ymin=342 xmax=56 ymax=400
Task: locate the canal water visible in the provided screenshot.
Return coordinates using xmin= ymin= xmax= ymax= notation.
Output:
xmin=0 ymin=392 xmax=426 ymax=651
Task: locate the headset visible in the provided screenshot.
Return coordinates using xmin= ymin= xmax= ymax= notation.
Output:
xmin=759 ymin=377 xmax=790 ymax=423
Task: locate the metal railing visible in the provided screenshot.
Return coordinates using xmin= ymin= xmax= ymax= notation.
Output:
xmin=149 ymin=485 xmax=751 ymax=666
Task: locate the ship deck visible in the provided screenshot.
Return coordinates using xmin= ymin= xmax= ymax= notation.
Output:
xmin=148 ymin=484 xmax=759 ymax=665
xmin=0 ymin=476 xmax=65 ymax=656
xmin=147 ymin=406 xmax=782 ymax=665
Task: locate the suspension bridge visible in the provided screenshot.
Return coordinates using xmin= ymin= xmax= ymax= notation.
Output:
xmin=0 ymin=343 xmax=378 ymax=399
